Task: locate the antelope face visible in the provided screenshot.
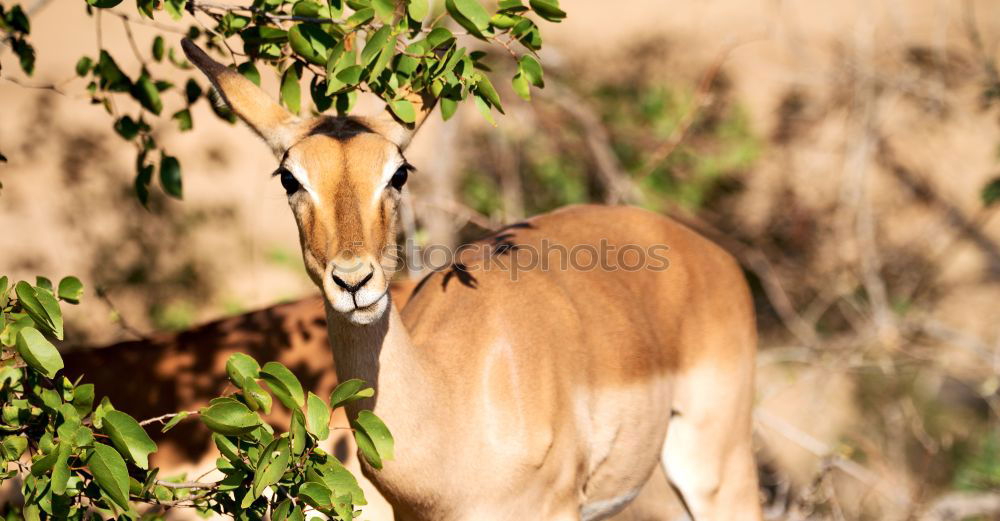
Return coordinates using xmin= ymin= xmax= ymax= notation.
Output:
xmin=278 ymin=127 xmax=410 ymax=325
xmin=180 ymin=39 xmax=429 ymax=326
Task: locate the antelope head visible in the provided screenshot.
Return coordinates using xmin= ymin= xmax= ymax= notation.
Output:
xmin=182 ymin=40 xmax=433 ymax=325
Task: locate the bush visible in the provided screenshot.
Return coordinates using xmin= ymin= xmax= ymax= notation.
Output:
xmin=0 ymin=274 xmax=390 ymax=520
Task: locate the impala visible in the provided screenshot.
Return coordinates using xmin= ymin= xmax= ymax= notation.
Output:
xmin=182 ymin=38 xmax=761 ymax=521
xmin=53 ymin=285 xmax=678 ymax=521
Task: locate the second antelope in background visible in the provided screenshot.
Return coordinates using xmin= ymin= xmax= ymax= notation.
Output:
xmin=182 ymin=38 xmax=762 ymax=521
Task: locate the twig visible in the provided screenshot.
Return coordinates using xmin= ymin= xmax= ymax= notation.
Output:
xmin=138 ymin=410 xmax=198 ymax=427
xmin=190 ymin=0 xmax=346 ymax=24
xmin=920 ymin=491 xmax=1000 ymax=521
xmin=1 ymin=76 xmax=81 ymax=98
xmin=411 ymin=197 xmax=497 ymax=230
xmin=755 ymin=409 xmax=911 ymax=507
xmin=539 ymin=82 xmax=639 ymax=204
xmin=633 ymin=36 xmax=762 ymax=183
xmin=107 ymin=10 xmax=189 ymax=35
xmin=120 ymin=17 xmax=147 ymax=66
xmin=95 ymin=287 xmax=148 ymax=340
xmin=154 ymin=479 xmax=218 ymax=490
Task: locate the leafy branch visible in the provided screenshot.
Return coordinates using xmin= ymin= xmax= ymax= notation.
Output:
xmin=0 ymin=0 xmax=563 ymax=207
xmin=0 ymin=274 xmax=393 ymax=520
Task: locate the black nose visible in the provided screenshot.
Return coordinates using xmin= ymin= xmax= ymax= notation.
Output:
xmin=332 ymin=269 xmax=374 ymax=294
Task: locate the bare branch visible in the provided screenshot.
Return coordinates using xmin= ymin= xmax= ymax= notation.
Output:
xmin=138 ymin=410 xmax=199 ymax=427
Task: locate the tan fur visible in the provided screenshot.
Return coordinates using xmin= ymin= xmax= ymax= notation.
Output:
xmin=182 ymin=40 xmax=762 ymax=521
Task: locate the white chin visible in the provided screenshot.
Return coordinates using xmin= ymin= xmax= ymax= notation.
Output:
xmin=342 ymin=294 xmax=389 ymax=325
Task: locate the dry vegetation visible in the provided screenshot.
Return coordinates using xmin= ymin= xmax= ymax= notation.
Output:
xmin=3 ymin=0 xmax=1000 ymax=519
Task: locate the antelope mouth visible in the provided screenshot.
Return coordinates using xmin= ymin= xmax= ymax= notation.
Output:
xmin=342 ymin=291 xmax=390 ymax=325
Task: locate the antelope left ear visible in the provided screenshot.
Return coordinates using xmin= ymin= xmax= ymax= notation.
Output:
xmin=363 ymin=90 xmax=438 ymax=150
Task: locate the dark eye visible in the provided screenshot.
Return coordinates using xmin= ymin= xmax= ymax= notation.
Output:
xmin=277 ymin=168 xmax=300 ymax=195
xmin=389 ymin=166 xmax=409 ymax=191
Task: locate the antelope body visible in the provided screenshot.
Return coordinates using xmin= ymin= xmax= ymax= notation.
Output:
xmin=182 ymin=38 xmax=762 ymax=521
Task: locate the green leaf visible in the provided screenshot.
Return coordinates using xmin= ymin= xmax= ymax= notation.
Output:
xmin=336 ymin=65 xmax=363 ymax=86
xmin=298 ymin=481 xmax=333 ymax=509
xmin=490 ymin=12 xmax=520 ymax=29
xmin=291 ymin=0 xmax=320 ymax=16
xmin=242 ymin=376 xmax=273 ymax=414
xmin=308 ymin=456 xmax=367 ymax=505
xmin=251 ymin=438 xmax=289 ymax=500
xmin=474 ymin=91 xmax=496 ymax=125
xmin=159 ymin=153 xmax=182 ymax=199
xmin=164 ymin=0 xmax=186 ymax=19
xmin=212 ymin=433 xmax=241 ymax=463
xmin=426 ymin=27 xmax=455 ymax=49
xmin=35 ymin=277 xmax=53 ymax=292
xmin=183 ymin=78 xmax=203 ymax=104
xmin=5 ymin=4 xmax=30 ymax=32
xmin=92 ymin=397 xmax=115 ymax=430
xmin=96 ymin=50 xmax=131 ymax=92
xmin=528 ymin=0 xmax=565 ymax=21
xmin=71 ymin=383 xmax=95 ymax=417
xmin=16 ymin=327 xmax=63 ymax=379
xmin=273 ymin=499 xmax=304 ymax=521
xmin=281 ymin=66 xmax=301 ymax=115
xmin=57 ymin=277 xmax=83 ymax=303
xmin=50 ymin=442 xmax=71 ymax=495
xmin=74 ymin=56 xmax=93 ymax=77
xmin=290 ymin=409 xmax=307 ymax=456
xmin=172 ymin=108 xmax=193 ymax=131
xmin=385 ymin=98 xmax=414 ymax=123
xmin=518 ymin=54 xmax=543 ymax=86
xmin=134 ymin=162 xmax=153 ymax=207
xmin=161 ymin=411 xmax=189 ymax=433
xmin=75 ymin=426 xmax=95 ymax=449
xmin=199 ymin=400 xmax=261 ymax=436
xmin=475 ymin=74 xmax=504 ymax=113
xmin=512 ymin=72 xmax=530 ymax=100
xmin=1 ymin=436 xmax=27 ymax=460
xmin=354 ymin=410 xmax=394 ymax=460
xmin=982 ymin=177 xmax=1000 ymax=207
xmin=372 ymin=0 xmax=395 ymax=23
xmin=132 ymin=75 xmax=163 ymax=115
xmin=345 ymin=7 xmax=374 ymax=27
xmin=407 ymin=0 xmax=427 ymax=20
xmin=113 ymin=116 xmax=140 ymax=140
xmin=15 ymin=281 xmax=62 ymax=339
xmin=86 ymin=0 xmax=124 ymax=7
xmin=226 ymin=353 xmax=260 ymax=385
xmin=151 ymin=36 xmax=164 ymax=62
xmin=237 ymin=62 xmax=260 ymax=86
xmin=445 ymin=0 xmax=491 ymax=36
xmin=361 ymin=25 xmax=392 ymax=66
xmin=86 ymin=443 xmax=130 ymax=511
xmin=260 ymin=361 xmax=305 ymax=410
xmin=440 ymin=97 xmax=458 ymax=120
xmin=12 ymin=38 xmax=35 ymax=76
xmin=328 ymin=378 xmax=374 ymax=409
xmin=305 ymin=392 xmax=331 ymax=440
xmin=497 ymin=0 xmax=526 ymax=10
xmin=353 ymin=426 xmax=381 ymax=469
xmin=289 ymin=23 xmax=337 ymax=65
xmin=102 ymin=410 xmax=157 ymax=469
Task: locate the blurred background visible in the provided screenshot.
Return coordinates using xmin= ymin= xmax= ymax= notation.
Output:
xmin=3 ymin=0 xmax=1000 ymax=519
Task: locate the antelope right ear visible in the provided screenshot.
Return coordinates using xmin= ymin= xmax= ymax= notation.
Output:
xmin=181 ymin=39 xmax=302 ymax=156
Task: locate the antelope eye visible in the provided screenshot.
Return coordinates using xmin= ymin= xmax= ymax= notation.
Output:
xmin=277 ymin=168 xmax=300 ymax=195
xmin=389 ymin=166 xmax=409 ymax=190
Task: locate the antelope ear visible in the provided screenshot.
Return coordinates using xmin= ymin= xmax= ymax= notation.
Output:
xmin=181 ymin=39 xmax=302 ymax=155
xmin=362 ymin=89 xmax=438 ymax=150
